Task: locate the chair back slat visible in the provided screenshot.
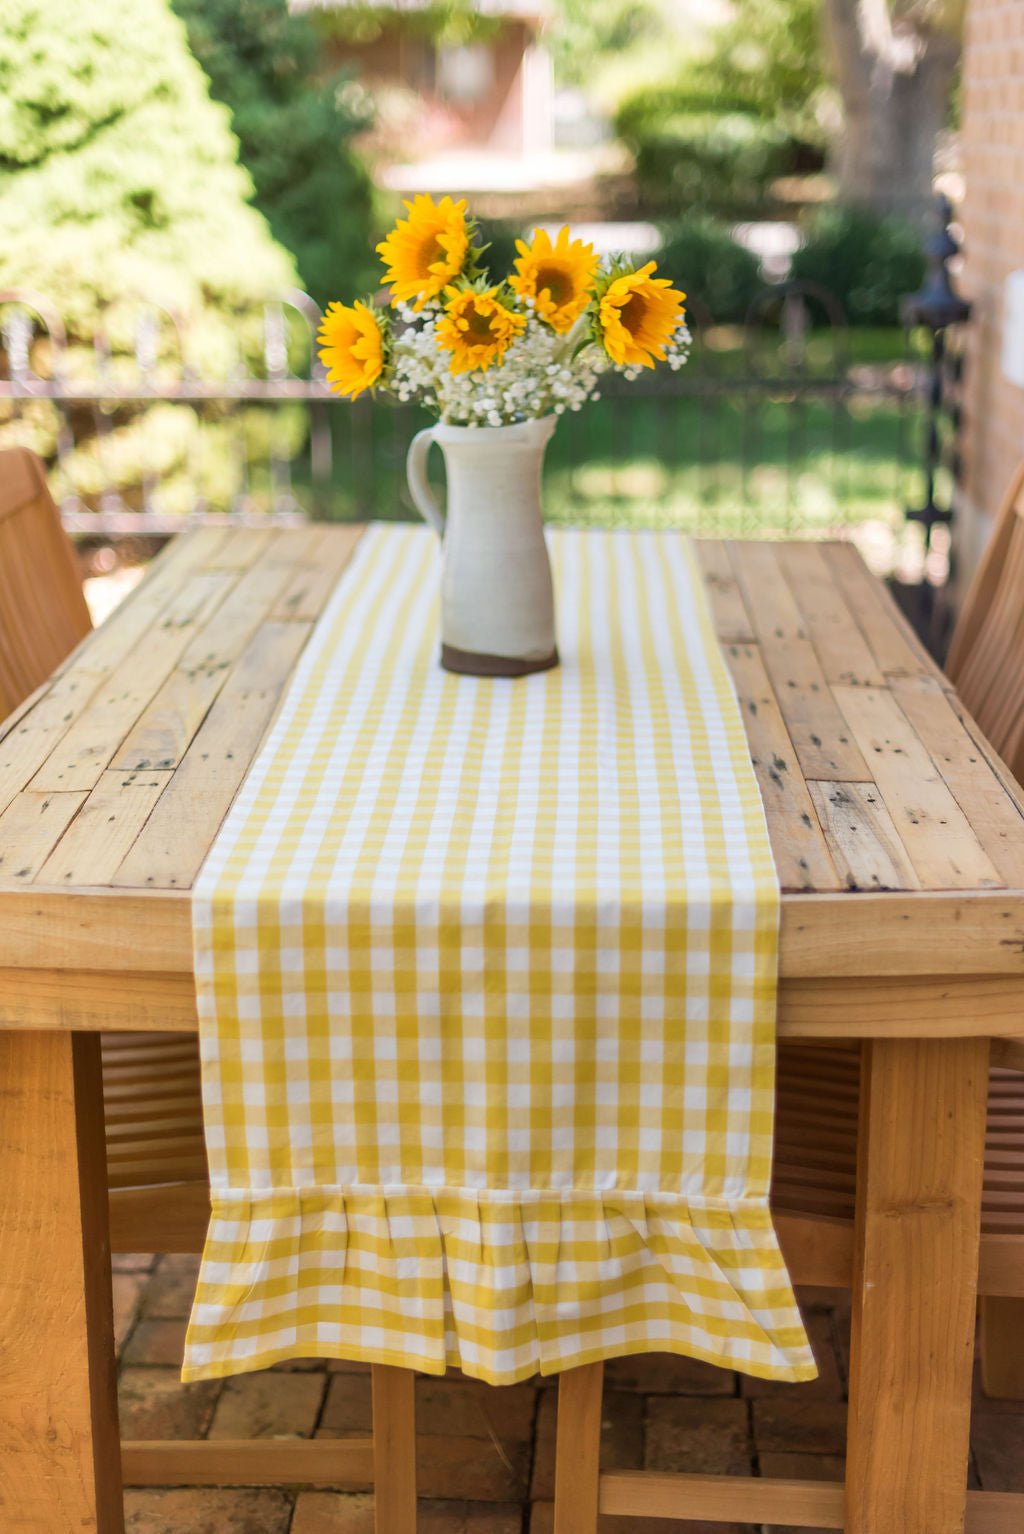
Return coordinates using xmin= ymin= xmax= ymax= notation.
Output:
xmin=0 ymin=449 xmax=92 ymax=718
xmin=947 ymin=460 xmax=1024 ymax=781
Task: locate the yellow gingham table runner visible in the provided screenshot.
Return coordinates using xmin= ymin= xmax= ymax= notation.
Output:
xmin=183 ymin=525 xmax=814 ymax=1386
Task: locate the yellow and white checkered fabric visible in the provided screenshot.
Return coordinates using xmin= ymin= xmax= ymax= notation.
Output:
xmin=184 ymin=525 xmax=814 ymax=1386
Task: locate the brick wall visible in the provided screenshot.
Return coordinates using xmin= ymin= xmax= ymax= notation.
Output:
xmin=959 ymin=0 xmax=1024 ymax=575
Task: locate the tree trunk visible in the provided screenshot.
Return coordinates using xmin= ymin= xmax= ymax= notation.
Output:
xmin=822 ymin=0 xmax=960 ymax=221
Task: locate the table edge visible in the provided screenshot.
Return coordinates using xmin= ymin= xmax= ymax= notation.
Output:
xmin=3 ymin=884 xmax=1024 ymax=980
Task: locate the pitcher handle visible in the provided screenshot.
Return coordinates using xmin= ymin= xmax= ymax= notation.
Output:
xmin=406 ymin=427 xmax=444 ymax=535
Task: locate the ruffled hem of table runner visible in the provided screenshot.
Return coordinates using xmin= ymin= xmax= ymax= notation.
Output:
xmin=181 ymin=1187 xmax=815 ymax=1385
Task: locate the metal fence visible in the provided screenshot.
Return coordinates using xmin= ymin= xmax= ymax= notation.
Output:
xmin=0 ymin=280 xmax=960 ymax=578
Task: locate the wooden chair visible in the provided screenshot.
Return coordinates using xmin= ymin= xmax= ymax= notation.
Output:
xmin=0 ymin=448 xmax=91 ymax=714
xmin=0 ymin=450 xmax=415 ymax=1531
xmin=947 ymin=456 xmax=1024 ymax=1399
xmin=947 ymin=458 xmax=1024 ymax=780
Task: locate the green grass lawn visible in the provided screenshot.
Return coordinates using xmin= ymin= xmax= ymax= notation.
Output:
xmin=543 ymin=393 xmax=920 ymax=539
xmin=314 ymin=390 xmax=922 ymax=541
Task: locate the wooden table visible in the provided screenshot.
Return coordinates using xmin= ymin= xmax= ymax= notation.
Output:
xmin=2 ymin=525 xmax=1023 ymax=1533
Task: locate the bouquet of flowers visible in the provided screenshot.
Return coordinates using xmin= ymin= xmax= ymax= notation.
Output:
xmin=317 ymin=194 xmax=690 ymax=425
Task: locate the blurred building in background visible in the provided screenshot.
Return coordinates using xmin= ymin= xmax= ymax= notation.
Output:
xmin=297 ymin=0 xmax=554 ymax=161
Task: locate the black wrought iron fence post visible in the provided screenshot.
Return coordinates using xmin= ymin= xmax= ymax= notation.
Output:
xmin=901 ymin=195 xmax=972 ymax=552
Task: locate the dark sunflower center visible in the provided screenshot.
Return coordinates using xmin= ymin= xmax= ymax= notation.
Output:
xmin=465 ymin=308 xmax=497 ymax=342
xmin=536 ymin=266 xmax=572 ymax=305
xmin=420 ymin=233 xmax=445 ymax=271
xmin=620 ymin=290 xmax=648 ymax=335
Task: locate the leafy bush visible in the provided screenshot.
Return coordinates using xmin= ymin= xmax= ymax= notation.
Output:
xmin=790 ymin=208 xmax=926 ymax=326
xmin=655 ymin=216 xmax=762 ymax=323
xmin=0 ymin=0 xmax=298 ymax=513
xmin=613 ymin=0 xmax=826 ymax=218
xmin=546 ymin=0 xmax=667 ymax=88
xmin=172 ymin=0 xmax=376 ymax=307
xmin=700 ymin=0 xmax=826 ymax=149
xmin=616 ymin=92 xmax=801 ymax=216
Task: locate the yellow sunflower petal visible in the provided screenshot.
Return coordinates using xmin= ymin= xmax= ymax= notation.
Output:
xmin=598 ymin=262 xmax=686 ymax=368
xmin=435 ymin=287 xmax=526 ymax=375
xmin=318 ymin=300 xmax=385 ymax=399
xmin=509 ymin=225 xmax=598 ymax=335
xmin=376 ymin=194 xmax=470 ymax=311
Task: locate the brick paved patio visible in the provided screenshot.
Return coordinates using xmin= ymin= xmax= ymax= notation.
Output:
xmin=113 ymin=1254 xmax=1024 ymax=1533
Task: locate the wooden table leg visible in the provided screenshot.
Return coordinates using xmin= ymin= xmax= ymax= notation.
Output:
xmin=553 ymin=1361 xmax=604 ymax=1534
xmin=845 ymin=1036 xmax=989 ymax=1534
xmin=0 ymin=1030 xmax=124 ymax=1532
xmin=372 ymin=1364 xmax=417 ymax=1533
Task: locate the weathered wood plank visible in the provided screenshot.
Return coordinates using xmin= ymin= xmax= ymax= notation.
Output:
xmin=948 ymin=694 xmax=1024 ymax=820
xmin=202 ymin=526 xmax=275 ymax=570
xmin=60 ymin=526 xmax=228 ymax=682
xmin=823 ymin=540 xmax=948 ymax=685
xmin=833 ymin=684 xmax=1003 ymax=890
xmin=37 ymin=770 xmax=171 ymax=886
xmin=721 ymin=642 xmax=841 ymax=891
xmin=112 ymin=621 xmax=312 ymax=890
xmin=691 ymin=539 xmax=754 ymax=643
xmin=0 ymin=889 xmax=195 ymax=970
xmin=731 ymin=541 xmax=871 ymax=781
xmin=0 ymin=664 xmax=152 ymax=819
xmin=890 ymin=675 xmax=1024 ymax=887
xmin=269 ymin=524 xmax=366 ymax=623
xmin=778 ymin=891 xmax=1024 ymax=979
xmin=114 ymin=528 xmax=321 ymax=772
xmin=0 ymin=790 xmax=88 ymax=883
xmin=808 ymin=780 xmax=920 ymax=891
xmin=30 ymin=572 xmax=235 ymax=794
xmin=776 ymin=541 xmax=886 ymax=688
xmin=0 ymin=680 xmax=49 ymax=748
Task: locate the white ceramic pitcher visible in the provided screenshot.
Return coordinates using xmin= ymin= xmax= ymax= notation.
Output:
xmin=405 ymin=415 xmax=559 ymax=676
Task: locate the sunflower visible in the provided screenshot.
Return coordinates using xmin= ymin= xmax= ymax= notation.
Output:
xmin=376 ymin=194 xmax=470 ymax=311
xmin=436 ymin=287 xmax=526 ymax=375
xmin=509 ymin=226 xmax=598 ymax=334
xmin=318 ymin=300 xmax=386 ymax=399
xmin=597 ymin=262 xmax=686 ymax=369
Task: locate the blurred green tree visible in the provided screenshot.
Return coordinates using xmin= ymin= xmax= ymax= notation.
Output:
xmin=0 ymin=0 xmax=300 ymax=514
xmin=615 ymin=0 xmax=827 ymax=217
xmin=547 ymin=0 xmax=665 ymax=88
xmin=171 ymin=0 xmax=376 ymax=307
xmin=615 ymin=0 xmax=960 ymax=223
xmin=704 ymin=0 xmax=827 ymax=151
